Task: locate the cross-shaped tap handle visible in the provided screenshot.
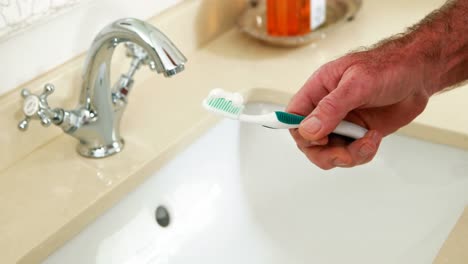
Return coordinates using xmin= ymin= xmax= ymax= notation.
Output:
xmin=18 ymin=83 xmax=58 ymax=131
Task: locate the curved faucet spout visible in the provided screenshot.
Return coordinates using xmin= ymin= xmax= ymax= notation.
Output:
xmin=80 ymin=18 xmax=187 ymax=108
xmin=68 ymin=18 xmax=187 ymax=158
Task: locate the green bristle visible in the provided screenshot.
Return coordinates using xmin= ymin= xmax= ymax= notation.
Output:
xmin=208 ymin=97 xmax=241 ymax=114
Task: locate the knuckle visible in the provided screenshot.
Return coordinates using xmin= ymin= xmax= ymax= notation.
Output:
xmin=298 ymin=126 xmax=317 ymax=141
xmin=317 ymin=97 xmax=341 ymax=116
xmin=314 ymin=160 xmax=334 ymax=170
xmin=293 ymin=135 xmax=311 ymax=148
xmin=290 ymin=130 xmax=305 ymax=143
xmin=302 ymin=150 xmax=326 ymax=169
xmin=342 ymin=82 xmax=367 ymax=100
xmin=321 ymin=164 xmax=334 ymax=170
xmin=347 ymin=63 xmax=374 ymax=81
xmin=296 ymin=143 xmax=305 ymax=153
xmin=339 ymin=82 xmax=370 ymax=107
xmin=290 ymin=128 xmax=301 ymax=138
xmin=316 ymin=63 xmax=331 ymax=74
xmin=362 ymin=152 xmax=378 ymax=164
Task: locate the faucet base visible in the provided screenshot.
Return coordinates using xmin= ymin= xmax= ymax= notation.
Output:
xmin=76 ymin=139 xmax=125 ymax=158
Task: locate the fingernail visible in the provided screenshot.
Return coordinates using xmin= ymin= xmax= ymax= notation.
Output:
xmin=372 ymin=131 xmax=381 ymax=143
xmin=302 ymin=116 xmax=322 ymax=135
xmin=359 ymin=143 xmax=374 ymax=158
xmin=333 ymin=158 xmax=348 ymax=167
xmin=308 ymin=139 xmax=326 ymax=146
xmin=308 ymin=141 xmax=320 ymax=146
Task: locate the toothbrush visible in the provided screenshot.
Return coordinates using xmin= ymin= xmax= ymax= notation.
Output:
xmin=202 ymin=88 xmax=368 ymax=139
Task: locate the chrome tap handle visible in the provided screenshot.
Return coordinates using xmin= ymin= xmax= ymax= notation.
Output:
xmin=18 ymin=83 xmax=60 ymax=131
xmin=124 ymin=42 xmax=153 ymax=70
xmin=42 ymin=83 xmax=55 ymax=97
xmin=113 ymin=42 xmax=153 ymax=102
xmin=18 ymin=117 xmax=30 ymax=131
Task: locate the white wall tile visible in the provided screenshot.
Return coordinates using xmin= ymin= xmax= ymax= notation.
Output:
xmin=0 ymin=0 xmax=182 ymax=95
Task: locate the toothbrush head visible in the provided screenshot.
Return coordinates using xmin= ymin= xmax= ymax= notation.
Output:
xmin=202 ymin=88 xmax=245 ymax=119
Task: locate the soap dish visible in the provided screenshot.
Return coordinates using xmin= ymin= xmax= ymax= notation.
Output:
xmin=237 ymin=0 xmax=362 ymax=47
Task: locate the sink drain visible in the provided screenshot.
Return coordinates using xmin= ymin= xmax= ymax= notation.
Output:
xmin=155 ymin=206 xmax=170 ymax=227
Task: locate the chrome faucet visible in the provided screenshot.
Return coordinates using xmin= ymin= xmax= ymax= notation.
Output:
xmin=17 ymin=18 xmax=187 ymax=158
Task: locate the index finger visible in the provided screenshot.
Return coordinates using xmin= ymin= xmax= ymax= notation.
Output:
xmin=286 ymin=62 xmax=336 ymax=116
xmin=286 ymin=70 xmax=329 ymax=116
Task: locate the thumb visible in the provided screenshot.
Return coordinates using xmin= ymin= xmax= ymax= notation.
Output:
xmin=299 ymin=79 xmax=367 ymax=141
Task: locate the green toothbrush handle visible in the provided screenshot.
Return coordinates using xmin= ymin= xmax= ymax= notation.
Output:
xmin=274 ymin=111 xmax=305 ymax=125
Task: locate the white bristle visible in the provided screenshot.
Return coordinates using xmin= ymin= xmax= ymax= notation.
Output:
xmin=207 ymin=88 xmax=244 ymax=106
xmin=231 ymin=93 xmax=244 ymax=107
xmin=209 ymin=88 xmax=224 ymax=98
xmin=202 ymin=88 xmax=246 ymax=119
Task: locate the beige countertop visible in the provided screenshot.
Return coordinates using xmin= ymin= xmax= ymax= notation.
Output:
xmin=0 ymin=0 xmax=467 ymax=263
xmin=434 ymin=207 xmax=468 ymax=264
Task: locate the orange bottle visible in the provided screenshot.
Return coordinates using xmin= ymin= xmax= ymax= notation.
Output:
xmin=267 ymin=0 xmax=326 ymax=37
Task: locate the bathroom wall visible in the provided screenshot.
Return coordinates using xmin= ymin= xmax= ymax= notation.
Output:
xmin=0 ymin=0 xmax=183 ymax=96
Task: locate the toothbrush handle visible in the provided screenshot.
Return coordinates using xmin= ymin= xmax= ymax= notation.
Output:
xmin=273 ymin=111 xmax=367 ymax=139
xmin=333 ymin=120 xmax=368 ymax=139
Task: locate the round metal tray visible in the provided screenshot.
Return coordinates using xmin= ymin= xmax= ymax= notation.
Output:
xmin=237 ymin=0 xmax=362 ymax=47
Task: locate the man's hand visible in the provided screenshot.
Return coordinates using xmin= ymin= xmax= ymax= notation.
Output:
xmin=286 ymin=48 xmax=433 ymax=169
xmin=286 ymin=0 xmax=468 ymax=169
xmin=287 ymin=0 xmax=468 ymax=170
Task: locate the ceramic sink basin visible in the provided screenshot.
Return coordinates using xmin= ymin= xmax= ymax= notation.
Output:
xmin=44 ymin=103 xmax=468 ymax=264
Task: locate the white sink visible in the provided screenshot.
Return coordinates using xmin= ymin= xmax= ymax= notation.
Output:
xmin=44 ymin=103 xmax=468 ymax=264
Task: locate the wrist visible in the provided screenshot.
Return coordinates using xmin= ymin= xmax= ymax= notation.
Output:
xmin=403 ymin=36 xmax=443 ymax=96
xmin=368 ymin=35 xmax=441 ymax=96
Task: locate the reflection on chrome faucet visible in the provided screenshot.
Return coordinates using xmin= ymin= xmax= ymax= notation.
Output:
xmin=17 ymin=18 xmax=187 ymax=158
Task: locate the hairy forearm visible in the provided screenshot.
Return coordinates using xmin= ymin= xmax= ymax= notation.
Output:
xmin=372 ymin=0 xmax=468 ymax=94
xmin=412 ymin=0 xmax=468 ymax=92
